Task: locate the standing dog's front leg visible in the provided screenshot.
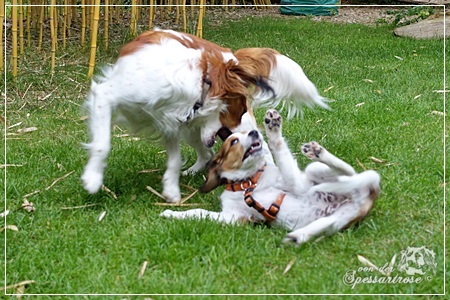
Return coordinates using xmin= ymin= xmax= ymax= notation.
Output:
xmin=162 ymin=137 xmax=182 ymax=203
xmin=160 ymin=209 xmax=239 ymax=224
xmin=82 ymin=84 xmax=112 ymax=194
xmin=264 ymin=109 xmax=306 ymax=194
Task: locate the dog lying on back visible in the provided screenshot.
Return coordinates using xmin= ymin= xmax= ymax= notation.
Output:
xmin=161 ymin=109 xmax=380 ymax=245
xmin=81 ymin=28 xmax=328 ymax=203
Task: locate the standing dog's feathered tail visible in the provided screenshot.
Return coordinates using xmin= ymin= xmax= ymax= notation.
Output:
xmin=234 ymin=48 xmax=329 ymax=119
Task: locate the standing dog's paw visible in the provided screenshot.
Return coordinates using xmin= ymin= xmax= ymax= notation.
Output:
xmin=301 ymin=141 xmax=324 ymax=160
xmin=264 ymin=109 xmax=282 ymax=141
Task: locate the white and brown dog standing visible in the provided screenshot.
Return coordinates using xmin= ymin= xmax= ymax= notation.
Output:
xmin=81 ymin=29 xmax=328 ymax=203
xmin=161 ymin=109 xmax=380 ymax=245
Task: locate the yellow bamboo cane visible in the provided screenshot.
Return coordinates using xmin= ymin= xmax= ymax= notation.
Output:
xmin=62 ymin=0 xmax=67 ymax=48
xmin=130 ymin=0 xmax=137 ymax=36
xmin=175 ymin=0 xmax=179 ymax=25
xmin=182 ymin=0 xmax=186 ymax=32
xmin=54 ymin=2 xmax=58 ymax=47
xmin=26 ymin=4 xmax=31 ymax=46
xmin=149 ymin=0 xmax=154 ymax=29
xmin=0 ymin=0 xmax=4 ymax=72
xmin=12 ymin=0 xmax=18 ymax=77
xmin=87 ymin=0 xmax=100 ymax=77
xmin=81 ymin=0 xmax=86 ymax=46
xmin=37 ymin=0 xmax=44 ymax=50
xmin=104 ymin=0 xmax=109 ymax=49
xmin=196 ymin=0 xmax=204 ymax=38
xmin=18 ymin=0 xmax=23 ymax=55
xmin=49 ymin=0 xmax=56 ymax=72
xmin=190 ymin=0 xmax=195 ymax=18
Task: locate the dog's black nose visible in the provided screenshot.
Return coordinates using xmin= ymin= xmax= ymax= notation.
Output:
xmin=248 ymin=130 xmax=259 ymax=138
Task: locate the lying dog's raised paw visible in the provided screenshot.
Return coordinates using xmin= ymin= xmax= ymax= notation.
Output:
xmin=302 ymin=141 xmax=323 ymax=160
xmin=264 ymin=109 xmax=282 ymax=130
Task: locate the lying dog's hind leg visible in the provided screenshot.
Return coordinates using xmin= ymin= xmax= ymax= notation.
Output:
xmin=302 ymin=142 xmax=355 ymax=183
xmin=160 ymin=209 xmax=239 ymax=224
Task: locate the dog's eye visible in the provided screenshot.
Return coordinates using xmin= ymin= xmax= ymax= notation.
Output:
xmin=230 ymin=139 xmax=239 ymax=146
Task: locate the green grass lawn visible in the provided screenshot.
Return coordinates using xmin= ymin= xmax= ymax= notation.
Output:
xmin=2 ymin=9 xmax=447 ymax=296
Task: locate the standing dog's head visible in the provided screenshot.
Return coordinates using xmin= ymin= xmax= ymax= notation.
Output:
xmin=199 ymin=55 xmax=274 ymax=147
xmin=200 ymin=130 xmax=266 ymax=193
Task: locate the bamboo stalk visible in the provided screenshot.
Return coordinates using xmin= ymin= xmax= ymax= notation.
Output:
xmin=182 ymin=0 xmax=186 ymax=32
xmin=26 ymin=4 xmax=31 ymax=46
xmin=49 ymin=0 xmax=56 ymax=72
xmin=90 ymin=1 xmax=95 ymax=30
xmin=18 ymin=0 xmax=24 ymax=55
xmin=54 ymin=1 xmax=59 ymax=46
xmin=191 ymin=0 xmax=195 ymax=18
xmin=37 ymin=0 xmax=44 ymax=50
xmin=149 ymin=0 xmax=154 ymax=29
xmin=63 ymin=0 xmax=67 ymax=48
xmin=81 ymin=0 xmax=86 ymax=46
xmin=0 ymin=0 xmax=4 ymax=72
xmin=175 ymin=0 xmax=179 ymax=25
xmin=104 ymin=0 xmax=109 ymax=49
xmin=87 ymin=0 xmax=100 ymax=77
xmin=196 ymin=0 xmax=205 ymax=38
xmin=130 ymin=0 xmax=137 ymax=36
xmin=12 ymin=0 xmax=18 ymax=77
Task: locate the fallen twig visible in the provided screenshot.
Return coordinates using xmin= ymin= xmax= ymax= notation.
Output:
xmin=138 ymin=169 xmax=162 ymax=174
xmin=146 ymin=186 xmax=165 ymax=200
xmin=369 ymin=156 xmax=384 ymax=164
xmin=39 ymin=87 xmax=58 ymax=102
xmin=355 ymin=158 xmax=366 ymax=171
xmin=98 ymin=211 xmax=107 ymax=222
xmin=282 ymin=258 xmax=296 ymax=275
xmin=180 ymin=190 xmax=198 ymax=204
xmin=8 ymin=122 xmax=22 ymax=129
xmin=0 ymin=164 xmax=23 ymax=168
xmin=101 ymin=185 xmax=118 ymax=200
xmin=1 ymin=225 xmax=19 ymax=232
xmin=0 ymin=280 xmax=35 ymax=291
xmin=61 ymin=203 xmax=98 ymax=210
xmin=138 ymin=261 xmax=148 ymax=279
xmin=23 ymin=190 xmax=41 ymax=199
xmin=17 ymin=127 xmax=38 ymax=133
xmin=430 ymin=111 xmax=445 ymax=116
xmin=45 ymin=170 xmax=75 ymax=191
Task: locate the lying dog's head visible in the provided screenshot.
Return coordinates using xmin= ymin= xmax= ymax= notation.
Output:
xmin=200 ymin=130 xmax=266 ymax=193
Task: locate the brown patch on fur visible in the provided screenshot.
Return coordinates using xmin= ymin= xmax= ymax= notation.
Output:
xmin=119 ymin=30 xmax=231 ymax=58
xmin=343 ymin=186 xmax=380 ymax=230
xmin=234 ymin=47 xmax=279 ymax=78
xmin=200 ymin=136 xmax=245 ymax=193
xmin=206 ymin=54 xmax=271 ymax=130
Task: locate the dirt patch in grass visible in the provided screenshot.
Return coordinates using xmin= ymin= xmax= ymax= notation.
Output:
xmin=206 ymin=6 xmax=400 ymax=26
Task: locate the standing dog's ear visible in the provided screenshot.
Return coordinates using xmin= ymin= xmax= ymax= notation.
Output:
xmin=199 ymin=159 xmax=224 ymax=193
